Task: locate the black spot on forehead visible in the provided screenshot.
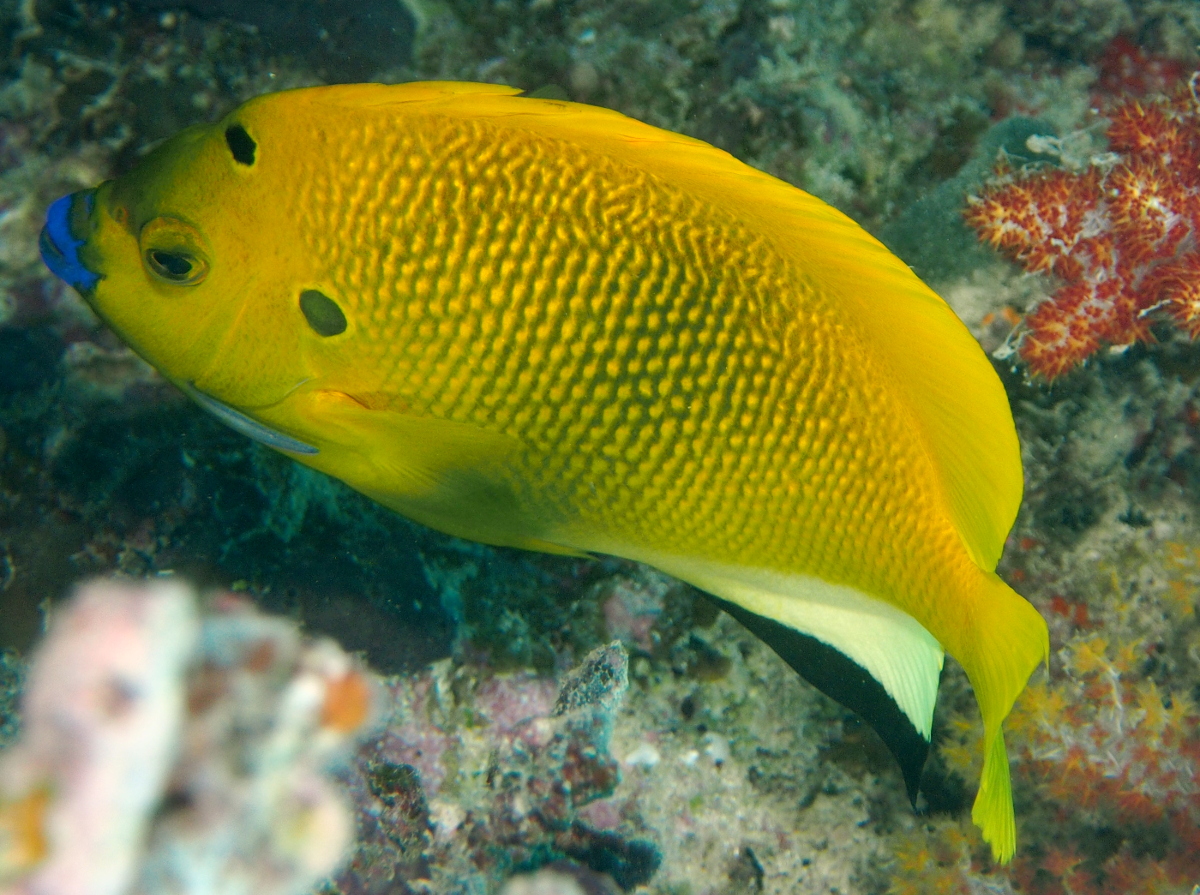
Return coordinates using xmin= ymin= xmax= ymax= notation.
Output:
xmin=225 ymin=124 xmax=256 ymax=166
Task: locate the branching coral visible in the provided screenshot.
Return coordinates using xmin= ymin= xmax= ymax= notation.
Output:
xmin=965 ymin=73 xmax=1200 ymax=378
xmin=891 ymin=640 xmax=1200 ymax=894
xmin=1004 ymin=635 xmax=1200 ymax=893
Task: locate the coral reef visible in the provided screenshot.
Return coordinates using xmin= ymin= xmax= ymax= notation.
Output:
xmin=123 ymin=0 xmax=416 ymax=81
xmin=1004 ymin=633 xmax=1200 ymax=892
xmin=500 ymin=865 xmax=621 ymax=895
xmin=0 ymin=579 xmax=374 ymax=895
xmin=0 ymin=651 xmax=21 ymax=753
xmin=332 ymin=642 xmax=664 ymax=894
xmin=889 ymin=479 xmax=1200 ymax=894
xmin=325 ymin=601 xmax=907 ymax=894
xmin=0 ymin=375 xmax=452 ymax=668
xmin=965 ymin=71 xmax=1200 ymax=378
xmin=878 ymin=113 xmax=1059 ymax=285
xmin=398 ymin=0 xmax=1101 ymax=228
xmin=0 ymin=579 xmax=197 ymax=895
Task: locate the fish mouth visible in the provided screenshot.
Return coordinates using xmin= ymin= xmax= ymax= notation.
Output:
xmin=180 ymin=382 xmax=319 ymax=455
xmin=39 ymin=190 xmax=101 ymax=293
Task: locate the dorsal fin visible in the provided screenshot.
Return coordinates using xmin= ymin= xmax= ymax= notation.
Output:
xmin=279 ymin=81 xmax=1022 ymax=570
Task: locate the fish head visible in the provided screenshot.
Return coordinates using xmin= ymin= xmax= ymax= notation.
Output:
xmin=39 ymin=101 xmax=341 ymax=453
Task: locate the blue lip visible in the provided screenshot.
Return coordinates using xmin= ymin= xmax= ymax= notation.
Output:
xmin=39 ymin=191 xmax=100 ymax=292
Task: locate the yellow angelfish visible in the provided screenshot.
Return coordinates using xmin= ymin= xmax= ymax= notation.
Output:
xmin=39 ymin=82 xmax=1048 ymax=861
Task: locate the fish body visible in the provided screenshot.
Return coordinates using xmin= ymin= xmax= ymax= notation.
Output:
xmin=40 ymin=82 xmax=1048 ymax=860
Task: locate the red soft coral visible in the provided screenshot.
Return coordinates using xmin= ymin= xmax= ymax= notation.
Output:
xmin=965 ymin=74 xmax=1200 ymax=378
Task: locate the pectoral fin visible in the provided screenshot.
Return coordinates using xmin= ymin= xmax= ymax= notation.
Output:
xmin=297 ymin=390 xmax=583 ymax=553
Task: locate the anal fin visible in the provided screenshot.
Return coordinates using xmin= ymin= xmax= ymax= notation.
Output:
xmin=573 ymin=546 xmax=947 ymax=804
xmin=710 ymin=593 xmax=935 ymax=804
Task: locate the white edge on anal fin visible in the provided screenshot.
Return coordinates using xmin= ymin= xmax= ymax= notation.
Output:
xmin=628 ymin=551 xmax=945 ymax=741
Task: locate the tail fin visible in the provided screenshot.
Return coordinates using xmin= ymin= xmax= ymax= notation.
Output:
xmin=960 ymin=572 xmax=1049 ymax=862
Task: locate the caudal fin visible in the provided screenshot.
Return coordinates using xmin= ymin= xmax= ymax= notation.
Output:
xmin=960 ymin=571 xmax=1049 ymax=862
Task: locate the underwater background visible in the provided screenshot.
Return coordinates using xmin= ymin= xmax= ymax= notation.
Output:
xmin=2 ymin=0 xmax=1200 ymax=893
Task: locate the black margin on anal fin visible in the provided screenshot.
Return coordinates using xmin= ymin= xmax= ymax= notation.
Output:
xmin=706 ymin=593 xmax=932 ymax=806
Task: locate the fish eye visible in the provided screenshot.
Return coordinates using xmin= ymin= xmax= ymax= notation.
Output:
xmin=138 ymin=216 xmax=210 ymax=287
xmin=146 ymin=249 xmax=200 ymax=282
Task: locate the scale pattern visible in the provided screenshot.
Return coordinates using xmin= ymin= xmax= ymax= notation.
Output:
xmin=295 ymin=109 xmax=964 ymax=615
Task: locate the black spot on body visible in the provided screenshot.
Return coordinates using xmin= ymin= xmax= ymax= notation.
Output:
xmin=225 ymin=124 xmax=256 ymax=165
xmin=300 ymin=289 xmax=347 ymax=336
